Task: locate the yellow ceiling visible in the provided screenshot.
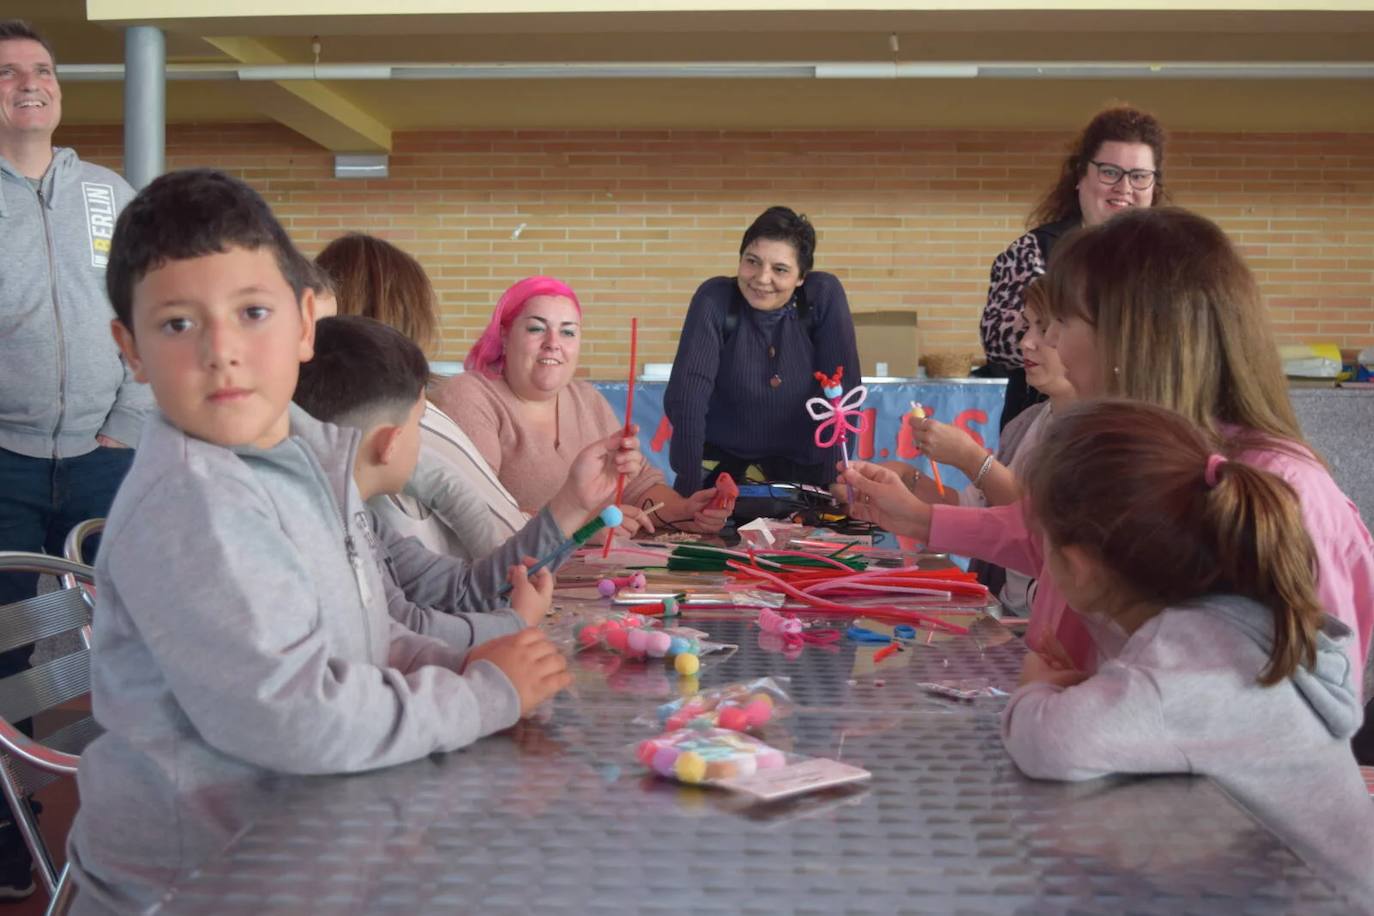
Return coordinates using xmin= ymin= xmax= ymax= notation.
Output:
xmin=10 ymin=1 xmax=1374 ymax=143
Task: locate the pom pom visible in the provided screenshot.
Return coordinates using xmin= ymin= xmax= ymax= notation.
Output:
xmin=651 ymin=745 xmax=680 ymax=776
xmin=717 ymin=706 xmax=749 ymax=731
xmin=668 ymin=636 xmax=691 ymax=656
xmin=674 ymin=751 xmax=707 ymax=784
xmin=599 ymin=505 xmax=624 ymax=528
xmin=604 ymin=628 xmax=629 ymax=652
xmin=744 ymin=699 xmax=773 ymax=728
xmin=646 ymin=631 xmax=673 ymax=657
xmin=630 ymin=571 xmax=647 ymax=589
xmin=674 ymin=653 xmax=700 ymax=676
xmin=636 ymin=740 xmax=657 ymax=766
xmin=626 ymin=628 xmax=651 ymax=655
xmin=597 ymin=578 xmax=618 ymax=597
xmin=661 ymin=595 xmax=679 ymax=617
xmin=577 ymin=625 xmax=601 ymax=648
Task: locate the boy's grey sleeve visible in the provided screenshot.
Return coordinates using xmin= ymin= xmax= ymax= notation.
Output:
xmin=1000 ymin=662 xmax=1189 ymax=781
xmin=381 ymin=568 xmax=523 ymax=650
xmin=107 ymin=475 xmax=520 ymax=774
xmin=379 ymin=506 xmax=566 ymax=614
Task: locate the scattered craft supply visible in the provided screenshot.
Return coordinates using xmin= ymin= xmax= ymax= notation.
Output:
xmin=726 ymin=559 xmax=972 ymax=635
xmin=757 ymin=607 xmax=841 ymax=650
xmin=807 ymin=366 xmax=869 ymax=504
xmin=624 ymin=595 xmax=682 ymax=617
xmin=908 ymin=402 xmax=946 ymax=496
xmin=667 ymin=542 xmax=865 ymax=573
xmin=872 ymin=642 xmax=901 ymax=664
xmin=499 ymin=505 xmax=623 ymax=596
xmin=712 ymin=472 xmax=739 ymax=511
xmin=597 ymin=571 xmax=647 ymax=597
xmin=602 ymin=316 xmax=639 ymax=558
xmin=650 ymin=677 xmax=790 ymax=733
xmin=637 ymin=728 xmax=787 ymax=785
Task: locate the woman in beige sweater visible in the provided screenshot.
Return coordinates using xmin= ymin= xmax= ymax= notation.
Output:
xmin=435 ymin=277 xmax=729 ymax=536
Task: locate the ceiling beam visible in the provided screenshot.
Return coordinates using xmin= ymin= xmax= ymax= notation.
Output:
xmin=200 ymin=36 xmax=390 ymax=152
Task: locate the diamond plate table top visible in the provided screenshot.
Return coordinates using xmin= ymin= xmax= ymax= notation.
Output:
xmin=156 ymin=597 xmax=1359 ymax=915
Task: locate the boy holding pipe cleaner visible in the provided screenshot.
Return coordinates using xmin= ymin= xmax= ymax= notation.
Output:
xmin=296 ymin=316 xmax=644 ymax=628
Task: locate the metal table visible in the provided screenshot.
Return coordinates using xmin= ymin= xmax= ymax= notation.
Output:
xmin=156 ymin=579 xmax=1357 ymax=914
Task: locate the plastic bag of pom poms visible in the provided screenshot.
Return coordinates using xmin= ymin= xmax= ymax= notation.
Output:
xmin=638 ymin=677 xmax=793 ymax=733
xmin=634 ymin=727 xmax=790 ymax=785
xmin=569 ymin=612 xmax=730 ymax=664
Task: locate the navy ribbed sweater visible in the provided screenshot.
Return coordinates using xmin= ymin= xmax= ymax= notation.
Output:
xmin=663 ymin=272 xmax=861 ymax=495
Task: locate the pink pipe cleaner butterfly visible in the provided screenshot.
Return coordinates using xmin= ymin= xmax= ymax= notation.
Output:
xmin=807 ymin=367 xmax=869 ymax=505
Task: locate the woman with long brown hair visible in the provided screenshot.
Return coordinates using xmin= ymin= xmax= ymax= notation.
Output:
xmin=844 ymin=207 xmax=1374 ymax=696
xmin=981 ymin=106 xmax=1168 ymax=429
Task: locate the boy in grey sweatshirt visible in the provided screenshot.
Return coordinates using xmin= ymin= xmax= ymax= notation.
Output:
xmin=64 ymin=169 xmax=576 ymax=915
xmin=293 ymin=313 xmax=647 ymax=639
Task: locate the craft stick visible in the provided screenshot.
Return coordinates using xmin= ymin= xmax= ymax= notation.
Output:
xmin=602 ymin=317 xmax=639 ymax=557
xmin=909 ymin=402 xmax=946 ymax=496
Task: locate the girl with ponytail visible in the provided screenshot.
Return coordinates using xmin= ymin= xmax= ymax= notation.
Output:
xmin=1002 ymin=399 xmax=1373 ymax=901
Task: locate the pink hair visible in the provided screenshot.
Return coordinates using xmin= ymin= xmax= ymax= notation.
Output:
xmin=465 ymin=276 xmax=583 ymax=377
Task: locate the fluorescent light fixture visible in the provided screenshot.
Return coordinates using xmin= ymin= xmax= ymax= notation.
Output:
xmin=334 ymin=154 xmax=389 ymax=180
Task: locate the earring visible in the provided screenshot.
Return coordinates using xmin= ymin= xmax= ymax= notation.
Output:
xmin=1113 ymin=366 xmax=1121 ymax=376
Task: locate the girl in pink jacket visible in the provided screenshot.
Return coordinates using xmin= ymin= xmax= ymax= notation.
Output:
xmin=843 ymin=207 xmax=1373 ymax=698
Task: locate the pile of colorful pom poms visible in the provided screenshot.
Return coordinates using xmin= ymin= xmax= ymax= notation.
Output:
xmin=573 ymin=612 xmax=701 ymax=675
xmin=636 ymin=728 xmax=786 ymax=784
xmin=656 ymin=678 xmax=786 ymax=733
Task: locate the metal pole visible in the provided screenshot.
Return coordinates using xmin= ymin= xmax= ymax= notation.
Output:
xmin=123 ymin=26 xmax=165 ymax=190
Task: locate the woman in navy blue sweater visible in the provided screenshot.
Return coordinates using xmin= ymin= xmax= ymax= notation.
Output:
xmin=664 ymin=207 xmax=861 ymax=496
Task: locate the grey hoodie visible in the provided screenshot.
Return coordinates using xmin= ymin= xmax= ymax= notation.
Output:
xmin=67 ymin=406 xmax=529 ymax=914
xmin=0 ymin=148 xmax=151 ymax=458
xmin=1003 ymin=595 xmax=1374 ymax=908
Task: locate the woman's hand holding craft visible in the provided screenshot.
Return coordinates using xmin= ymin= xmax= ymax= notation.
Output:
xmin=841 ymin=461 xmax=934 ymax=541
xmin=677 ymin=487 xmax=731 ymax=534
xmin=909 ymin=415 xmax=985 ymax=476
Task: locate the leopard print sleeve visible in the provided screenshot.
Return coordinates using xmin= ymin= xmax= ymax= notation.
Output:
xmin=980 ymin=231 xmax=1047 ymax=368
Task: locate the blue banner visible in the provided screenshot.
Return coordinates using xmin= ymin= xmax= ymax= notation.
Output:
xmin=592 ymin=379 xmax=1007 ymax=491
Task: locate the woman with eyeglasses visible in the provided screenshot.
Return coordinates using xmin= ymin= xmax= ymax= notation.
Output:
xmin=981 ymin=106 xmax=1168 ymax=429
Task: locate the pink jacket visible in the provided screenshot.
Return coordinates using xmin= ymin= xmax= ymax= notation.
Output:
xmin=930 ymin=443 xmax=1374 ymax=695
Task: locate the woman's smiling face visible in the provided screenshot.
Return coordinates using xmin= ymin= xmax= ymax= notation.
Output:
xmin=501 ymin=295 xmax=581 ymax=399
xmin=737 ymin=238 xmax=804 ymax=312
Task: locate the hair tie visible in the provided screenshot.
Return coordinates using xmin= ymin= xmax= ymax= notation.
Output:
xmin=1204 ymin=453 xmax=1228 ymax=488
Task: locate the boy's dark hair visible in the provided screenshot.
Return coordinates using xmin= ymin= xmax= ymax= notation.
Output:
xmin=106 ymin=169 xmax=313 ymax=331
xmin=738 ymin=205 xmax=816 ymax=277
xmin=294 ymin=315 xmax=429 ymax=431
xmin=0 ymin=20 xmax=56 ymax=65
xmin=304 ymin=259 xmax=335 ymax=297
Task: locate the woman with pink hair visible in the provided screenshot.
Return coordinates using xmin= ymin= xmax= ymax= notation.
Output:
xmin=435 ymin=277 xmax=730 ymax=536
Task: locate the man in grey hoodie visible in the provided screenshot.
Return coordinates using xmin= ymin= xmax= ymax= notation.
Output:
xmin=64 ymin=169 xmax=582 ymax=914
xmin=0 ymin=20 xmax=152 ymax=899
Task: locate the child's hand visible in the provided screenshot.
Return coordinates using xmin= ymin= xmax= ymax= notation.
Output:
xmin=842 ymin=460 xmax=934 ymax=541
xmin=1018 ymin=651 xmax=1089 ymax=689
xmin=561 ymin=425 xmax=645 ymax=514
xmin=465 ymin=628 xmax=571 ymax=716
xmin=507 ymin=558 xmax=554 ymax=627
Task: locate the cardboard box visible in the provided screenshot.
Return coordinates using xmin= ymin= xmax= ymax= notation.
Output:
xmin=852 ymin=308 xmax=921 ymax=378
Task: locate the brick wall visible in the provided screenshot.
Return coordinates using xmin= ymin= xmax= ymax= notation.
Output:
xmin=57 ymin=123 xmax=1374 ymax=378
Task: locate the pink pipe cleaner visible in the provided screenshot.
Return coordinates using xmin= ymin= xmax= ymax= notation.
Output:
xmin=727 ymin=560 xmax=970 ymax=635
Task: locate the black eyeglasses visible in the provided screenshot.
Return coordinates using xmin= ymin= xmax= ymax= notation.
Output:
xmin=1089 ymin=160 xmax=1158 ymax=191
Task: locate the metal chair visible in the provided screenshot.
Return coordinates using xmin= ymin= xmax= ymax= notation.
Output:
xmin=0 ymin=553 xmax=101 ymax=913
